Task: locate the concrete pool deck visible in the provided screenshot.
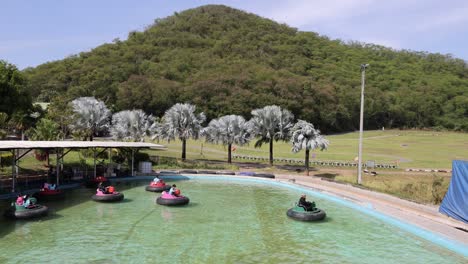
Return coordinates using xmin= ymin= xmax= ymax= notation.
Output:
xmin=273 ymin=173 xmax=468 ymax=247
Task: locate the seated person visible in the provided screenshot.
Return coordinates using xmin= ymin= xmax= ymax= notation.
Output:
xmin=153 ymin=177 xmax=161 ymax=183
xmin=43 ymin=182 xmax=57 ymax=190
xmin=97 ymin=182 xmax=107 ymax=194
xmin=168 ymin=184 xmax=180 ymax=196
xmin=298 ymin=194 xmax=316 ymax=211
xmin=22 ymin=195 xmax=36 ymax=208
xmin=16 ymin=196 xmax=24 ymax=206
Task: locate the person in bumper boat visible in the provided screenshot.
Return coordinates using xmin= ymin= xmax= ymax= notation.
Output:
xmin=168 ymin=184 xmax=181 ymax=196
xmin=298 ymin=194 xmax=316 ymax=211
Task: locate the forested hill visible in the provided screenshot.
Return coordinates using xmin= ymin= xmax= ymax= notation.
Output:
xmin=23 ymin=5 xmax=468 ymax=132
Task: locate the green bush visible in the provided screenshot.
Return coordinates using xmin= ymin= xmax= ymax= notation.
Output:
xmin=0 ymin=153 xmax=13 ymax=167
xmin=80 ymin=148 xmax=109 ymax=159
xmin=431 ymin=176 xmax=448 ymax=204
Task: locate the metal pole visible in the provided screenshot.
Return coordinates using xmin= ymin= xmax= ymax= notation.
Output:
xmin=11 ymin=150 xmax=16 ymax=193
xmin=131 ymin=149 xmax=135 ymax=177
xmin=357 ymin=64 xmax=368 ymax=185
xmin=56 ymin=148 xmax=60 ymax=186
xmin=93 ymin=148 xmax=97 ymax=178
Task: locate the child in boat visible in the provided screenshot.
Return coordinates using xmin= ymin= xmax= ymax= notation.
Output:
xmin=169 ymin=184 xmax=180 ymax=196
xmin=16 ymin=196 xmax=24 ymax=206
xmin=98 ymin=182 xmax=107 ymax=194
xmin=43 ymin=183 xmax=57 ymax=190
xmin=298 ymin=194 xmax=316 ymax=211
xmin=22 ymin=195 xmax=37 ymax=208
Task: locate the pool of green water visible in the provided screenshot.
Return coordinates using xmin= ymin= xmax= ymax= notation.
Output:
xmin=0 ymin=177 xmax=466 ymax=263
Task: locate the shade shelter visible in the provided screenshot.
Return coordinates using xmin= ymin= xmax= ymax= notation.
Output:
xmin=0 ymin=140 xmax=166 ymax=192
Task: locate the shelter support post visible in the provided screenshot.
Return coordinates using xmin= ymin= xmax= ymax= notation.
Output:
xmin=11 ymin=150 xmax=16 ymax=193
xmin=93 ymin=148 xmax=97 ymax=178
xmin=131 ymin=149 xmax=135 ymax=177
xmin=55 ymin=148 xmax=73 ymax=185
xmin=56 ymin=148 xmax=60 ymax=186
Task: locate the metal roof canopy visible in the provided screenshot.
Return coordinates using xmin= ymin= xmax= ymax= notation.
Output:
xmin=0 ymin=141 xmax=166 ymax=150
xmin=1 ymin=140 xmax=166 ymax=193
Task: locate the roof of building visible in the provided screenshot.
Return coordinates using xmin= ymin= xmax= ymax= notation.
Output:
xmin=0 ymin=140 xmax=166 ymax=150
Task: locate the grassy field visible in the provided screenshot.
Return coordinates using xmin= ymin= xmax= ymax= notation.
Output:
xmin=148 ymin=129 xmax=468 ymax=169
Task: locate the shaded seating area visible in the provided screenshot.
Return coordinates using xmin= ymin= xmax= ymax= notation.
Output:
xmin=0 ymin=140 xmax=165 ymax=199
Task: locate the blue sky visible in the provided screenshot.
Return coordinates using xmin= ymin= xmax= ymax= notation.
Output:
xmin=2 ymin=0 xmax=467 ymax=69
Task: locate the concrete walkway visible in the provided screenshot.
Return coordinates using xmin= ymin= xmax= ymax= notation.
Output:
xmin=274 ymin=174 xmax=468 ymax=247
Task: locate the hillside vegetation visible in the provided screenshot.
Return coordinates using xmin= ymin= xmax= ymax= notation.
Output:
xmin=23 ymin=5 xmax=468 ymax=132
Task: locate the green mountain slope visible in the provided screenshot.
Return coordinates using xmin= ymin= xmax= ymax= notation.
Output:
xmin=23 ymin=5 xmax=468 ymax=132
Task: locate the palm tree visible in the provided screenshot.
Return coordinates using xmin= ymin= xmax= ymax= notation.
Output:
xmin=0 ymin=112 xmax=8 ymax=139
xmin=110 ymin=110 xmax=156 ymax=142
xmin=8 ymin=111 xmax=33 ymax=140
xmin=27 ymin=118 xmax=63 ymax=165
xmin=28 ymin=118 xmax=62 ymax=141
xmin=69 ymin=97 xmax=110 ymax=141
xmin=290 ymin=120 xmax=329 ymax=176
xmin=249 ymin=105 xmax=294 ymax=165
xmin=155 ymin=103 xmax=205 ymax=160
xmin=203 ymin=115 xmax=252 ymax=163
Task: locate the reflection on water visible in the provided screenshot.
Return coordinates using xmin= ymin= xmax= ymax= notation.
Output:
xmin=0 ymin=179 xmax=465 ymax=263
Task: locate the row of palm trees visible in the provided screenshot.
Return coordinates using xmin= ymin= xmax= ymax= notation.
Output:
xmin=31 ymin=97 xmax=329 ymax=175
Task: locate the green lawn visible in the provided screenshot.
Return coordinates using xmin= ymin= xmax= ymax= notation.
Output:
xmin=149 ymin=130 xmax=468 ymax=169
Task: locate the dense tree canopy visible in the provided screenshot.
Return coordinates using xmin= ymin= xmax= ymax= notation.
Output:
xmin=21 ymin=5 xmax=468 ymax=132
xmin=0 ymin=60 xmax=33 ymax=136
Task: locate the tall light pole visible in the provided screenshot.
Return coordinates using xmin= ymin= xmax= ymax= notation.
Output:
xmin=357 ymin=63 xmax=369 ymax=185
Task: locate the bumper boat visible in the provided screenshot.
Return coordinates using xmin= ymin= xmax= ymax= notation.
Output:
xmin=145 ymin=181 xmax=171 ymax=192
xmin=156 ymin=191 xmax=189 ymax=206
xmin=4 ymin=197 xmax=49 ymax=219
xmin=92 ymin=187 xmax=124 ymax=202
xmin=85 ymin=176 xmax=108 ymax=188
xmin=36 ymin=188 xmax=65 ymax=201
xmin=286 ymin=206 xmax=326 ymax=221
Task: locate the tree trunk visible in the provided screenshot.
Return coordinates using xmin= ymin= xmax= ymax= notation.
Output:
xmin=305 ymin=149 xmax=310 ymax=176
xmin=182 ymin=139 xmax=186 ymax=161
xmin=269 ymin=138 xmax=274 ymax=166
xmin=228 ymin=143 xmax=232 ymax=164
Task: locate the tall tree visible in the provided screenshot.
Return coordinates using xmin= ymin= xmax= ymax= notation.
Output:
xmin=27 ymin=118 xmax=62 ymax=141
xmin=0 ymin=112 xmax=8 ymax=139
xmin=203 ymin=115 xmax=252 ymax=163
xmin=0 ymin=60 xmax=32 ymax=116
xmin=69 ymin=97 xmax=110 ymax=141
xmin=290 ymin=120 xmax=329 ymax=176
xmin=110 ymin=109 xmax=157 ymax=142
xmin=27 ymin=118 xmax=63 ymax=164
xmin=46 ymin=95 xmax=74 ymax=138
xmin=249 ymin=105 xmax=294 ymax=165
xmin=155 ymin=103 xmax=205 ymax=160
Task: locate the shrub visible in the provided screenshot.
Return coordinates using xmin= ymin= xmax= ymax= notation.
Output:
xmin=431 ymin=176 xmax=448 ymax=204
xmin=0 ymin=153 xmax=13 ymax=167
